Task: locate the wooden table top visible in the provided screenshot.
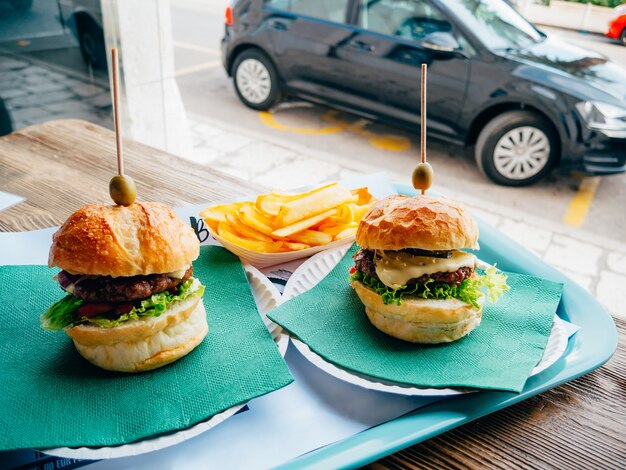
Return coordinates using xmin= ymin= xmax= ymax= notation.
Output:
xmin=1 ymin=120 xmax=624 ymax=469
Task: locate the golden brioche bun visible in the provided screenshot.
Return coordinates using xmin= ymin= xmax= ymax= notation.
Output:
xmin=66 ymin=293 xmax=208 ymax=372
xmin=356 ymin=195 xmax=479 ymax=252
xmin=48 ymin=202 xmax=199 ymax=277
xmin=351 ymin=280 xmax=483 ymax=343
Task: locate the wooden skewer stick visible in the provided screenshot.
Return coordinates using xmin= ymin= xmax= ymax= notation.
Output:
xmin=420 ymin=64 xmax=427 ymax=164
xmin=420 ymin=63 xmax=427 ymax=194
xmin=112 ymin=48 xmax=124 ymax=176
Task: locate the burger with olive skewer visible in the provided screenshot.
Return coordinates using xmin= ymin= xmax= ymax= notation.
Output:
xmin=349 ymin=195 xmax=508 ymax=344
xmin=41 ymin=201 xmax=207 ymax=372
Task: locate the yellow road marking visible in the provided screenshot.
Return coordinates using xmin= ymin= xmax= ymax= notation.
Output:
xmin=322 ymin=111 xmax=411 ymax=152
xmin=175 ymin=60 xmax=221 ymax=77
xmin=259 ymin=110 xmax=344 ymax=135
xmin=173 ymin=40 xmax=220 ymax=55
xmin=563 ymin=176 xmax=601 ymax=227
xmin=258 ymin=108 xmax=411 ymax=151
xmin=368 ymin=134 xmax=412 ymax=151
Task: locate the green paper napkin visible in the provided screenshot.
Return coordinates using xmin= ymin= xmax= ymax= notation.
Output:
xmin=268 ymin=245 xmax=563 ymax=393
xmin=0 ymin=246 xmax=293 ymax=451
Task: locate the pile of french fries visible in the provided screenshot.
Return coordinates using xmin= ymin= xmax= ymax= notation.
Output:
xmin=200 ymin=183 xmax=376 ymax=253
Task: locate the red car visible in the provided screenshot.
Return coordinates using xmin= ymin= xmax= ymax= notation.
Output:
xmin=607 ymin=5 xmax=626 ymax=45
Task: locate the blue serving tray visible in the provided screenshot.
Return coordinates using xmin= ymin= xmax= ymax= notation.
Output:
xmin=277 ymin=184 xmax=618 ymax=469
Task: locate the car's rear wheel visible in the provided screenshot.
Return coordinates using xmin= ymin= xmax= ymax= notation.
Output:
xmin=475 ymin=110 xmax=557 ymax=186
xmin=232 ymin=49 xmax=282 ymax=110
xmin=620 ymin=28 xmax=626 ymax=46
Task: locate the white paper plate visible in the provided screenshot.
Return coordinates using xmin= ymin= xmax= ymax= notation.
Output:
xmin=209 ymin=226 xmax=355 ymax=268
xmin=43 ymin=264 xmax=287 ymax=459
xmin=283 ymin=246 xmax=569 ymax=396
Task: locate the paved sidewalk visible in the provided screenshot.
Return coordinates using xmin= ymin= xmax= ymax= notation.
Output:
xmin=187 ymin=114 xmax=626 ymax=322
xmin=0 ymin=54 xmax=112 ymax=131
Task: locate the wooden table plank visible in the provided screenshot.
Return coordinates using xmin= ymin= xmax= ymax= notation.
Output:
xmin=1 ymin=120 xmax=624 ymax=469
xmin=0 ymin=119 xmax=262 ymax=231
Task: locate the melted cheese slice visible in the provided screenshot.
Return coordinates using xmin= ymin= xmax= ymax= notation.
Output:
xmin=374 ymin=250 xmax=477 ymax=289
xmin=168 ymin=265 xmax=190 ymax=279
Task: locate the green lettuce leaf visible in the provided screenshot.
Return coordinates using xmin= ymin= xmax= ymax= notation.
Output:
xmin=40 ymin=295 xmax=85 ymax=331
xmin=41 ymin=278 xmax=204 ymax=331
xmin=350 ymin=266 xmax=509 ymax=308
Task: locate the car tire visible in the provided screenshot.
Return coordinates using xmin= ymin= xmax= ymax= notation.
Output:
xmin=620 ymin=28 xmax=626 ymax=46
xmin=232 ymin=49 xmax=282 ymax=110
xmin=76 ymin=16 xmax=107 ymax=70
xmin=475 ymin=110 xmax=557 ymax=186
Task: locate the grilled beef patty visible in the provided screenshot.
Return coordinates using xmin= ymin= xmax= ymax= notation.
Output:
xmin=57 ymin=266 xmax=194 ymax=303
xmin=353 ymin=249 xmax=473 ymax=286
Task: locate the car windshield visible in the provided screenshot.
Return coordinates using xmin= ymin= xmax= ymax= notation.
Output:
xmin=442 ymin=0 xmax=543 ymax=50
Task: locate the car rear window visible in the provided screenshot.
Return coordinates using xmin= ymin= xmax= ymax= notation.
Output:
xmin=266 ymin=0 xmax=349 ymax=24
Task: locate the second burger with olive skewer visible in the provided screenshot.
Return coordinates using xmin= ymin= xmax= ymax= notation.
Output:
xmin=41 ymin=201 xmax=207 ymax=372
xmin=349 ymin=195 xmax=509 ymax=344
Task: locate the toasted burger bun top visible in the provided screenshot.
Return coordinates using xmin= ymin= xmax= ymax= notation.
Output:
xmin=49 ymin=202 xmax=199 ymax=277
xmin=356 ymin=195 xmax=479 ymax=251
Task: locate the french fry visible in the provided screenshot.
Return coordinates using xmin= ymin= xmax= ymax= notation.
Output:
xmin=256 ymin=192 xmax=300 ymax=216
xmin=217 ymin=222 xmax=283 ymax=252
xmin=334 ymin=226 xmax=358 ymax=240
xmin=239 ymin=203 xmax=275 ymax=236
xmin=287 ymin=229 xmax=333 ymax=246
xmin=349 ymin=202 xmax=373 ymax=222
xmin=318 ymin=222 xmax=358 ymax=238
xmin=280 ymin=241 xmax=311 ymax=251
xmin=330 ymin=204 xmax=354 ymax=224
xmin=272 ymin=208 xmax=338 ymax=238
xmin=274 ymin=185 xmax=353 ymax=227
xmin=351 ymin=187 xmax=375 ymax=205
xmin=225 ymin=214 xmax=274 ymax=242
xmin=200 ymin=202 xmax=242 ymax=224
xmin=261 ymin=183 xmax=337 ymax=218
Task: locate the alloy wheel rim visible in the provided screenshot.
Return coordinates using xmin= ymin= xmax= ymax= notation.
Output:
xmin=493 ymin=126 xmax=550 ymax=180
xmin=236 ymin=58 xmax=271 ymax=104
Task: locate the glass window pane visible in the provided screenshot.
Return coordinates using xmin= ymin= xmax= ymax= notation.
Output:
xmin=358 ymin=0 xmax=452 ymax=42
xmin=443 ymin=0 xmax=542 ymax=50
xmin=290 ymin=0 xmax=349 ymax=23
xmin=266 ymin=0 xmax=290 ymax=10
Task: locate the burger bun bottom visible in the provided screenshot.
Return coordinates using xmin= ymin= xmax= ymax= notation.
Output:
xmin=66 ymin=294 xmax=208 ymax=372
xmin=351 ymin=280 xmax=483 ymax=344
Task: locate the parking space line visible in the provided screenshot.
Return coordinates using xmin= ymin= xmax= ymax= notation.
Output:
xmin=563 ymin=176 xmax=601 ymax=227
xmin=173 ymin=40 xmax=220 ymax=55
xmin=322 ymin=112 xmax=411 ymax=152
xmin=258 ymin=108 xmax=411 ymax=151
xmin=259 ymin=111 xmax=344 ymax=135
xmin=175 ymin=60 xmax=221 ymax=77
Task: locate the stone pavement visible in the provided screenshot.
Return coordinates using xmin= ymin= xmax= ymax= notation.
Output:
xmin=0 ymin=54 xmax=112 ymax=132
xmin=186 ymin=113 xmax=626 ymax=323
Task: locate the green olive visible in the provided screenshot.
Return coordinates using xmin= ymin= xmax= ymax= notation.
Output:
xmin=109 ymin=175 xmax=137 ymax=206
xmin=412 ymin=162 xmax=434 ymax=191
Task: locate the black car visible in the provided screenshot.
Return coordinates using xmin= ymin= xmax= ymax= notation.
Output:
xmin=222 ymin=0 xmax=626 ymax=186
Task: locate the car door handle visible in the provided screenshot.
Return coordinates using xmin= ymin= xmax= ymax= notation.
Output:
xmin=268 ymin=19 xmax=289 ymax=31
xmin=348 ymin=40 xmax=375 ymax=52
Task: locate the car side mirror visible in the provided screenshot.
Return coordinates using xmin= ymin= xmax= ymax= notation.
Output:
xmin=422 ymin=32 xmax=462 ymax=54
